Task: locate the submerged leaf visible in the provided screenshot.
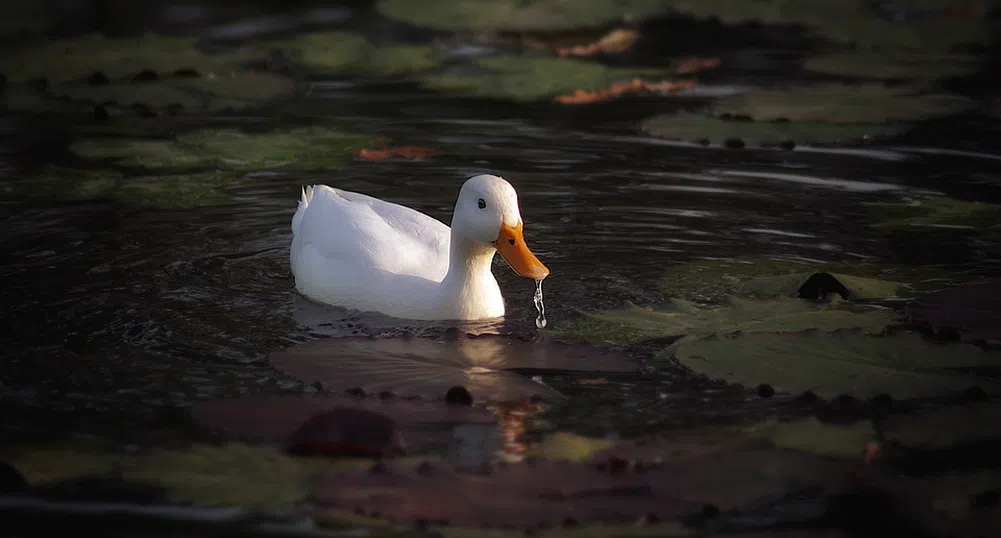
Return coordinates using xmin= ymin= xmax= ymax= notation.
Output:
xmin=0 ymin=444 xmax=118 ymax=486
xmin=315 ymin=447 xmax=852 ymax=526
xmin=907 ymin=279 xmax=1001 ymax=345
xmin=547 ymin=296 xmax=895 ymax=346
xmin=889 ymin=471 xmax=1001 ymax=538
xmin=736 ymin=272 xmax=902 ymax=300
xmin=714 ymin=85 xmax=975 ymax=124
xmin=527 ymin=432 xmax=617 ymax=462
xmin=749 ymin=418 xmax=877 ymax=460
xmin=377 ymin=0 xmax=672 ymax=31
xmin=270 ymin=334 xmax=638 ymax=402
xmin=190 ymin=394 xmax=496 ymax=452
xmin=355 ymin=146 xmax=440 ymax=160
xmin=641 ymin=113 xmax=902 ymax=147
xmin=669 ymin=330 xmax=1001 ymax=399
xmin=70 ymin=127 xmax=380 ymax=171
xmin=865 ymin=194 xmax=1001 ymax=236
xmin=881 ymin=401 xmax=1001 ymax=450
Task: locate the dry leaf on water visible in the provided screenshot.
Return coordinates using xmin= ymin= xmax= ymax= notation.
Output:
xmin=355 ymin=146 xmax=440 ymax=160
xmin=555 ymin=28 xmax=641 ymax=57
xmin=555 ymin=78 xmax=695 ymax=104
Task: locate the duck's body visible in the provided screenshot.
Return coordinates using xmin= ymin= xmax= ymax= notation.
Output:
xmin=290 ymin=174 xmax=548 ymax=320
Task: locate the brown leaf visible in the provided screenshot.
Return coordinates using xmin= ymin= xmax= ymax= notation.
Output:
xmin=355 ymin=146 xmax=439 ymax=161
xmin=554 ymin=78 xmax=695 ymax=104
xmin=556 ymin=28 xmax=640 ymax=57
xmin=578 ymin=377 xmax=609 ymax=385
xmin=674 ymin=56 xmax=720 ymax=74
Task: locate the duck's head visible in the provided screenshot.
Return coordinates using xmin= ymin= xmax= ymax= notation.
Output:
xmin=452 ymin=174 xmax=550 ymax=280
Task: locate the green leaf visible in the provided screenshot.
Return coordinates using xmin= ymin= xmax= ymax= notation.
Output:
xmin=262 ymin=32 xmax=441 ymax=75
xmin=69 ymin=127 xmax=381 ymax=172
xmin=658 ymin=256 xmax=945 ymax=303
xmin=527 ymin=432 xmax=617 ymax=462
xmin=736 ymin=272 xmax=902 ymax=300
xmin=377 ymin=0 xmax=672 ymax=31
xmin=803 ymin=51 xmax=981 ymax=81
xmin=0 ymin=442 xmax=119 ymax=486
xmin=547 ymin=296 xmax=895 ymax=347
xmin=865 ymin=194 xmax=1001 ymax=238
xmin=420 ymin=55 xmax=660 ymax=103
xmin=713 ymin=84 xmax=975 ymax=124
xmin=641 ymin=112 xmax=902 ymax=146
xmin=747 ymin=418 xmax=876 ymax=460
xmin=669 ymin=330 xmax=1001 ymax=399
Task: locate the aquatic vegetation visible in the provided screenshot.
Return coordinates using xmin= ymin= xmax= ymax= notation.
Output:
xmin=377 ymin=0 xmax=673 ymax=31
xmin=803 ymin=51 xmax=981 ymax=81
xmin=555 ymin=78 xmax=695 ymax=104
xmin=70 ymin=127 xmax=381 ymax=171
xmin=907 ymin=279 xmax=1001 ymax=345
xmin=552 ymin=28 xmax=641 ymax=57
xmin=865 ymin=194 xmax=1001 ymax=236
xmin=261 ymin=31 xmax=442 ymax=75
xmin=890 ymin=471 xmax=1001 ymax=538
xmin=881 ymin=400 xmax=1001 ymax=450
xmin=656 ymin=256 xmax=946 ymax=303
xmin=547 ymin=295 xmax=896 ymax=347
xmin=269 ymin=334 xmax=639 ymax=402
xmin=190 ymin=394 xmax=496 ymax=454
xmin=641 ymin=112 xmax=903 ymax=147
xmin=748 ymin=418 xmax=877 ymax=460
xmin=667 ymin=329 xmax=1001 ymax=399
xmin=0 ymin=2 xmax=50 ymax=39
xmin=420 ymin=55 xmax=661 ymax=102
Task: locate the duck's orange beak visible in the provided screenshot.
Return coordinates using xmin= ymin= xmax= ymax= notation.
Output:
xmin=494 ymin=222 xmax=550 ymax=280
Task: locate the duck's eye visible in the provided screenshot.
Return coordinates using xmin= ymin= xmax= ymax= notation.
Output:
xmin=508 ymin=239 xmax=515 ymax=245
xmin=477 ymin=198 xmax=486 ymax=209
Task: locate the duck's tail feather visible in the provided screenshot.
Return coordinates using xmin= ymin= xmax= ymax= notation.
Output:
xmin=291 ymin=185 xmax=315 ymax=236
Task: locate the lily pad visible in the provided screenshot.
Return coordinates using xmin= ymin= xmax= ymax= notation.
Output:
xmin=641 ymin=112 xmax=903 ymax=147
xmin=0 ymin=34 xmax=257 ymax=84
xmin=263 ymin=32 xmax=441 ymax=75
xmin=907 ymin=279 xmax=1001 ymax=345
xmin=270 ymin=334 xmax=639 ymax=402
xmin=547 ymin=296 xmax=895 ymax=347
xmin=713 ymin=85 xmax=975 ymax=124
xmin=52 ymin=71 xmax=299 ymax=114
xmin=527 ymin=432 xmax=618 ymax=462
xmin=658 ymin=256 xmax=944 ymax=303
xmin=891 ymin=471 xmax=1001 ymax=538
xmin=668 ymin=330 xmax=1001 ymax=399
xmin=190 ymin=394 xmax=497 ymax=453
xmin=736 ymin=272 xmax=902 ymax=300
xmin=70 ymin=127 xmax=380 ymax=171
xmin=665 ymin=0 xmax=994 ymax=51
xmin=0 ymin=444 xmax=119 ymax=486
xmin=420 ymin=55 xmax=659 ymax=102
xmin=316 ymin=447 xmax=852 ymax=527
xmin=377 ymin=0 xmax=672 ymax=31
xmin=119 ymin=443 xmax=355 ymax=510
xmin=881 ymin=401 xmax=1001 ymax=450
xmin=866 ymin=194 xmax=1001 ymax=237
xmin=749 ymin=418 xmax=877 ymax=460
xmin=803 ymin=51 xmax=981 ymax=81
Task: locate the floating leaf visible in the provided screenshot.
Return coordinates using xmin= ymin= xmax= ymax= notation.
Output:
xmin=666 ymin=0 xmax=993 ymax=50
xmin=881 ymin=401 xmax=1001 ymax=450
xmin=803 ymin=51 xmax=980 ymax=81
xmin=119 ymin=443 xmax=358 ymax=510
xmin=547 ymin=296 xmax=895 ymax=347
xmin=866 ymin=194 xmax=1001 ymax=238
xmin=669 ymin=330 xmax=1001 ymax=399
xmin=264 ymin=32 xmax=441 ymax=75
xmin=0 ymin=443 xmax=118 ymax=487
xmin=907 ymin=279 xmax=1001 ymax=345
xmin=0 ymin=34 xmax=257 ymax=84
xmin=641 ymin=113 xmax=902 ymax=147
xmin=658 ymin=256 xmax=944 ymax=303
xmin=714 ymin=85 xmax=975 ymax=124
xmin=271 ymin=334 xmax=639 ymax=402
xmin=556 ymin=28 xmax=641 ymax=57
xmin=70 ymin=127 xmax=381 ymax=171
xmin=52 ymin=71 xmax=298 ymax=114
xmin=376 ymin=0 xmax=672 ymax=31
xmin=355 ymin=146 xmax=440 ymax=160
xmin=315 ymin=447 xmax=852 ymax=527
xmin=420 ymin=55 xmax=659 ymax=102
xmin=527 ymin=433 xmax=617 ymax=462
xmin=555 ymin=78 xmax=695 ymax=104
xmin=191 ymin=394 xmax=496 ymax=454
xmin=748 ymin=418 xmax=877 ymax=460
xmin=736 ymin=272 xmax=902 ymax=300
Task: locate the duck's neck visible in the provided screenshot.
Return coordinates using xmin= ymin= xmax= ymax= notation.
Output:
xmin=440 ymin=233 xmax=502 ymax=317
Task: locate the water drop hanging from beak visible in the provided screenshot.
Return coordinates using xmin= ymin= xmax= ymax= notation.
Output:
xmin=533 ymin=279 xmax=547 ymax=329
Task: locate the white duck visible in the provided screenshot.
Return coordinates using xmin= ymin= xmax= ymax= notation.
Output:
xmin=290 ymin=174 xmax=550 ymax=320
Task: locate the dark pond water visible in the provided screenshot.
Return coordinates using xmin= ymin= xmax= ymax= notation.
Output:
xmin=2 ymin=3 xmax=1001 ymax=452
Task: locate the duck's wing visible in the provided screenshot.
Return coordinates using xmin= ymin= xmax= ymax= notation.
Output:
xmin=292 ymin=185 xmax=450 ymax=281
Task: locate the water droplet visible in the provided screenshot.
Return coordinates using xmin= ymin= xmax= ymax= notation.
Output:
xmin=533 ymin=279 xmax=547 ymax=329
